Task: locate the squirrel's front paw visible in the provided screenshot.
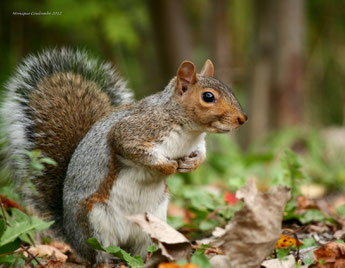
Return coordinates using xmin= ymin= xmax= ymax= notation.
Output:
xmin=177 ymin=151 xmax=205 ymax=173
xmin=154 ymin=159 xmax=178 ymax=175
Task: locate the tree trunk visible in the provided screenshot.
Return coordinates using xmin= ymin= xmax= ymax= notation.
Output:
xmin=249 ymin=0 xmax=305 ymax=141
xmin=272 ymin=0 xmax=305 ymax=127
xmin=210 ymin=0 xmax=232 ymax=85
xmin=248 ymin=0 xmax=275 ymax=141
xmin=148 ymin=0 xmax=192 ymax=85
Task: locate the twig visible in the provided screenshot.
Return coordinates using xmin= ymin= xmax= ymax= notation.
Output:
xmin=205 ymin=205 xmax=233 ymax=220
xmin=192 ymin=244 xmax=224 ymax=255
xmin=21 ymin=245 xmax=41 ymax=266
xmin=282 ymin=228 xmax=301 ymax=262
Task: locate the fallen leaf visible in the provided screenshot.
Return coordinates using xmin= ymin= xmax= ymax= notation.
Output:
xmin=26 ymin=245 xmax=68 ymax=262
xmin=37 ymin=259 xmax=64 ymax=268
xmin=48 ymin=241 xmax=72 ymax=254
xmin=297 ymin=196 xmax=318 ymax=210
xmin=127 ymin=213 xmax=192 ymax=261
xmin=0 ymin=195 xmax=24 ymax=211
xmin=314 ymin=241 xmax=345 ymax=263
xmin=210 ymin=179 xmax=291 ymax=268
xmin=261 ymin=254 xmax=296 ymax=268
xmin=276 ymin=234 xmax=303 ymax=249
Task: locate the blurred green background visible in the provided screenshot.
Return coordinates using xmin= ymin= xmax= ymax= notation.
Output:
xmin=1 ymin=0 xmax=345 ymax=139
xmin=1 ymin=0 xmax=345 ymax=192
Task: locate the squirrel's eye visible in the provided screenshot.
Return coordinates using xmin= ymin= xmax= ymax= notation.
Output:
xmin=202 ymin=92 xmax=215 ymax=103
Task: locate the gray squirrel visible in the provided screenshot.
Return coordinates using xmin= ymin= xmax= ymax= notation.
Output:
xmin=1 ymin=48 xmax=247 ymax=265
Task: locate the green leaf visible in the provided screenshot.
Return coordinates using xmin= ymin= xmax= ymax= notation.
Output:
xmin=30 ymin=162 xmax=45 ymax=171
xmin=11 ymin=208 xmax=30 ymax=222
xmin=105 ymin=245 xmax=144 ymax=268
xmin=147 ymin=245 xmax=158 ymax=253
xmin=0 ymin=219 xmax=6 ymax=237
xmin=337 ymin=204 xmax=345 ymax=218
xmin=86 ymin=237 xmax=105 ymax=251
xmin=19 ymin=233 xmax=33 ymax=245
xmin=0 ymin=238 xmax=21 ymax=254
xmin=0 ymin=252 xmax=25 ymax=266
xmin=86 ymin=238 xmax=144 ymax=267
xmin=300 ymin=238 xmax=317 ymax=249
xmin=40 ymin=157 xmax=57 ymax=166
xmin=298 ymin=209 xmax=326 ymax=224
xmin=185 ymin=190 xmax=216 ymax=210
xmin=0 ymin=254 xmax=18 ymax=265
xmin=276 ymin=247 xmax=291 ymax=260
xmin=191 ymin=250 xmax=212 ymax=268
xmin=302 ymin=252 xmax=315 ymax=265
xmin=0 ymin=210 xmax=53 ymax=246
xmin=199 ymin=220 xmax=217 ymax=231
xmin=167 ymin=216 xmax=184 ymax=229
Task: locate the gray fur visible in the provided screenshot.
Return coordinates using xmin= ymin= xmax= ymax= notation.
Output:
xmin=1 ymin=51 xmax=246 ymax=265
xmin=63 ymin=111 xmax=128 ymax=261
xmin=1 ymin=48 xmax=134 ymax=180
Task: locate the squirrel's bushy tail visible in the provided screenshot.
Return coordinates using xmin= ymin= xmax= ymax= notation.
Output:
xmin=1 ymin=48 xmax=134 ymax=231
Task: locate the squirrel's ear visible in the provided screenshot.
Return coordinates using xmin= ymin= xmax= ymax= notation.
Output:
xmin=176 ymin=61 xmax=197 ymax=95
xmin=200 ymin=59 xmax=214 ymax=77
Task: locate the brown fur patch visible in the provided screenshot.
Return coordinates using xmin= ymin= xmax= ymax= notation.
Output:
xmin=147 ymin=160 xmax=178 ymax=175
xmin=83 ymin=149 xmax=119 ymax=212
xmin=29 ymin=72 xmax=114 ymax=224
xmin=164 ymin=180 xmax=169 ymax=193
xmin=178 ymin=81 xmax=246 ymax=130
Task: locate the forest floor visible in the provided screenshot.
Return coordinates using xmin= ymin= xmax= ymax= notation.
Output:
xmin=1 ymin=128 xmax=345 ymax=267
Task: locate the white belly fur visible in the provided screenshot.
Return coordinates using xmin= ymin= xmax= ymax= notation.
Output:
xmin=153 ymin=128 xmax=206 ymax=159
xmin=88 ymin=129 xmax=205 ymax=258
xmin=88 ymin=166 xmax=168 ymax=258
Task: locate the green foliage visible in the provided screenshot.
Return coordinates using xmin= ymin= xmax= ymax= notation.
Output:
xmin=0 ymin=209 xmax=53 ymax=247
xmin=0 ymin=150 xmax=56 ymax=266
xmin=336 ymin=205 xmax=345 ymax=218
xmin=86 ymin=237 xmax=144 ymax=268
xmin=146 ymin=244 xmax=158 ymax=253
xmin=300 ymin=237 xmax=317 ymax=249
xmin=191 ymin=248 xmax=212 ymax=268
xmin=281 ymin=149 xmax=304 ymax=197
xmin=167 ymin=129 xmax=344 ymax=236
xmin=276 ymin=246 xmax=292 ymax=260
xmin=167 ymin=175 xmax=242 ymax=238
xmin=0 ymin=208 xmax=53 ymax=265
xmin=298 ymin=209 xmax=327 ymax=224
xmin=24 ymin=149 xmax=57 ymax=178
xmin=303 ymin=253 xmax=315 ymax=266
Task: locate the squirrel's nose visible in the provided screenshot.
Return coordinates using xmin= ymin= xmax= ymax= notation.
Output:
xmin=237 ymin=114 xmax=248 ymax=125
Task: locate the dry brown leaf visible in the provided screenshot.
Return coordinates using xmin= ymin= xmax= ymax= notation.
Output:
xmin=0 ymin=195 xmax=25 ymax=211
xmin=26 ymin=245 xmax=68 ymax=262
xmin=37 ymin=259 xmax=64 ymax=268
xmin=48 ymin=241 xmax=72 ymax=254
xmin=314 ymin=241 xmax=345 ymax=263
xmin=127 ymin=213 xmax=192 ymax=261
xmin=210 ymin=179 xmax=291 ymax=268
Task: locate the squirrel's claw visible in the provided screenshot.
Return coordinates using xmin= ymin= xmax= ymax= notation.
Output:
xmin=177 ymin=151 xmax=204 ymax=173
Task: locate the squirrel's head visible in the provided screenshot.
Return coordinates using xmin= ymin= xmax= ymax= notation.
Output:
xmin=174 ymin=59 xmax=247 ymax=133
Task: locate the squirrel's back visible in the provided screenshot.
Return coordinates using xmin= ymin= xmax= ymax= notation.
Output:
xmin=1 ymin=48 xmax=134 ymax=230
